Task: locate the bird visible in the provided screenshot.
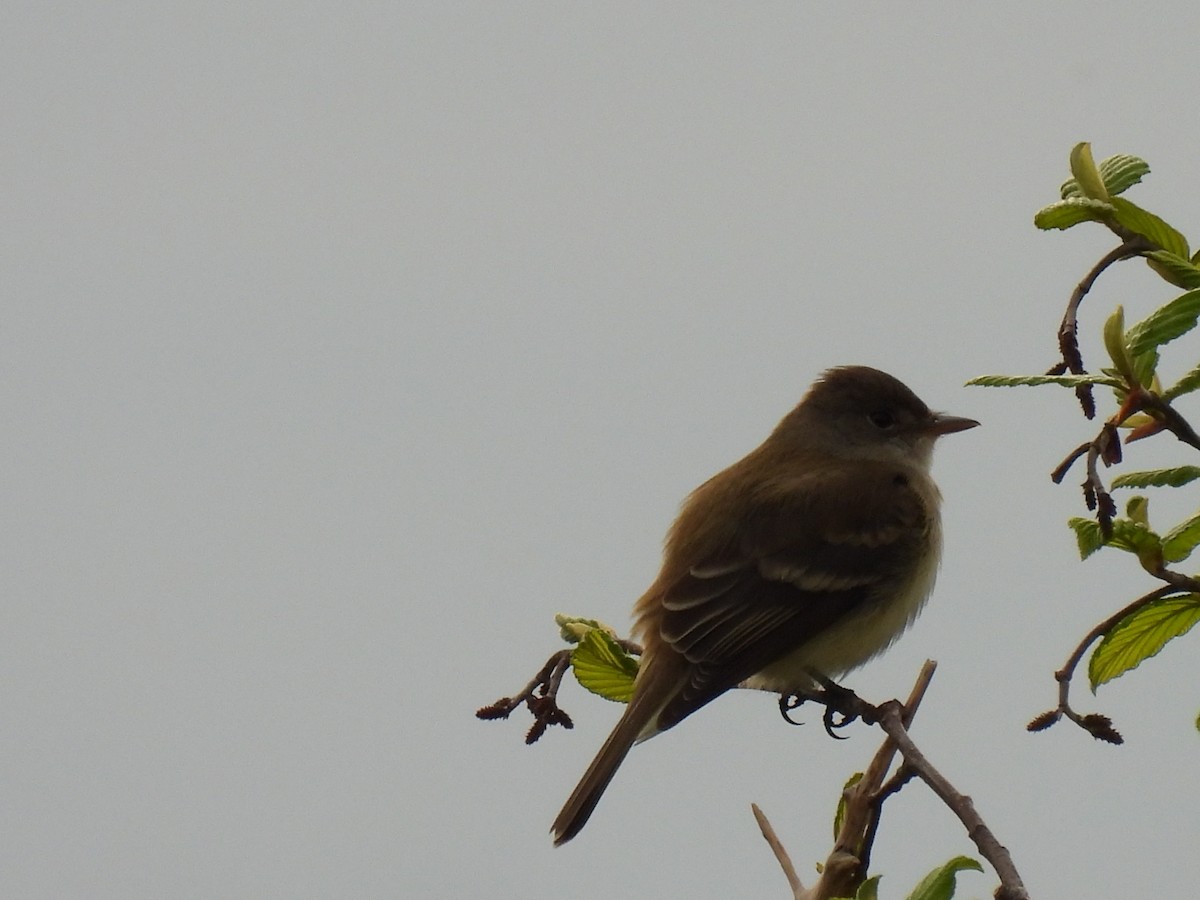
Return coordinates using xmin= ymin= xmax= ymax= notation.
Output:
xmin=551 ymin=365 xmax=978 ymax=845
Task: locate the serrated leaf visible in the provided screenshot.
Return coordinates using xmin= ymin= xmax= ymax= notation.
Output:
xmin=571 ymin=629 xmax=638 ymax=702
xmin=1132 ymin=348 xmax=1159 ymax=390
xmin=1112 ymin=466 xmax=1200 ymax=489
xmin=966 ymin=373 xmax=1122 ymax=389
xmin=1145 ymin=250 xmax=1200 ymax=289
xmin=1089 ymin=594 xmax=1200 ymax=689
xmin=1099 ymin=153 xmax=1150 ymax=196
xmin=1075 ymin=513 xmax=1164 ymax=569
xmin=1069 ymin=517 xmax=1104 ymax=560
xmin=833 ymin=772 xmax=864 ymax=840
xmin=1070 ymin=142 xmax=1109 ymax=200
xmin=1034 ymin=197 xmax=1114 ymax=230
xmin=1163 ymin=512 xmax=1200 ymax=563
xmin=1059 ymin=176 xmax=1084 ymax=200
xmin=904 ymin=855 xmax=983 ymax=900
xmin=1125 ymin=290 xmax=1200 ymax=357
xmin=1107 ymin=517 xmax=1164 ymax=570
xmin=555 ymin=614 xmax=617 ymax=644
xmin=1108 ymin=196 xmax=1189 ymax=258
xmin=1165 ymin=363 xmax=1200 ymax=400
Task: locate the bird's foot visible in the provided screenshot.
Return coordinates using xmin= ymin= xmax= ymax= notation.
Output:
xmin=777 ymin=672 xmax=880 ymax=739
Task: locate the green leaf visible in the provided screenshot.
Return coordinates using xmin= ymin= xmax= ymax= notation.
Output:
xmin=1105 ymin=517 xmax=1164 ymax=570
xmin=571 ymin=629 xmax=638 ymax=702
xmin=1103 ymin=305 xmax=1136 ymax=384
xmin=1073 ymin=514 xmax=1164 ymax=569
xmin=904 ymin=856 xmax=983 ymax=900
xmin=1126 ymin=495 xmax=1150 ymax=527
xmin=1098 ymin=365 xmax=1135 ymax=403
xmin=554 ymin=614 xmax=617 ymax=644
xmin=1070 ymin=142 xmax=1110 ymax=200
xmin=1108 ymin=196 xmax=1189 ymax=258
xmin=834 ymin=875 xmax=882 ymax=900
xmin=1163 ymin=512 xmax=1200 ymax=563
xmin=966 ymin=373 xmax=1123 ymax=389
xmin=1165 ymin=362 xmax=1200 ymax=400
xmin=1144 ymin=250 xmax=1200 ymax=289
xmin=1059 ymin=177 xmax=1084 ymax=200
xmin=833 ymin=772 xmax=864 ymax=840
xmin=1131 ymin=348 xmax=1159 ymax=390
xmin=1034 ymin=197 xmax=1114 ymax=230
xmin=1090 ymin=594 xmax=1200 ymax=689
xmin=1112 ymin=466 xmax=1200 ymax=489
xmin=855 ymin=875 xmax=882 ymax=900
xmin=1069 ymin=517 xmax=1104 ymax=560
xmin=1125 ymin=289 xmax=1200 ymax=357
xmin=1099 ymin=153 xmax=1150 ymax=196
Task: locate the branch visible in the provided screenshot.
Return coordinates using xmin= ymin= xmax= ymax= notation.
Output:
xmin=487 ymin=651 xmax=1023 ymax=897
xmin=1151 ymin=566 xmax=1200 ymax=594
xmin=1050 ymin=441 xmax=1091 ymax=484
xmin=875 ymin=702 xmax=1030 ymax=900
xmin=1036 ymin=385 xmax=1200 ymax=738
xmin=1053 ymin=236 xmax=1153 ymax=417
xmin=760 ymin=662 xmax=1025 ymax=900
xmin=752 ymin=803 xmax=805 ymax=899
xmin=475 ymin=649 xmax=576 ymax=744
xmin=1027 ymin=583 xmax=1184 ymax=744
xmin=1055 ymin=238 xmax=1152 ymax=364
xmin=1136 ymin=391 xmax=1200 ymax=453
xmin=836 ymin=662 xmax=935 ymax=877
xmin=755 ymin=662 xmax=935 ymax=900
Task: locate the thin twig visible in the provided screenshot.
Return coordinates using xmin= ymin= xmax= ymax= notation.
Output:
xmin=848 ymin=661 xmax=936 ymax=876
xmin=1152 ymin=567 xmax=1200 ymax=594
xmin=1052 ymin=236 xmax=1152 ymax=418
xmin=474 ymin=649 xmax=576 ymax=743
xmin=1056 ymin=236 xmax=1151 ymax=373
xmin=871 ymin=763 xmax=917 ymax=807
xmin=1139 ymin=392 xmax=1200 ymax=452
xmin=1036 ymin=583 xmax=1181 ymax=743
xmin=1050 ymin=441 xmax=1092 ymax=484
xmin=876 ymin=704 xmax=1030 ymax=900
xmin=475 ymin=650 xmax=571 ymax=718
xmin=752 ymin=803 xmax=804 ymax=899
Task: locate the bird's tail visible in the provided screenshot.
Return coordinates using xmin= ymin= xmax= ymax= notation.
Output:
xmin=551 ymin=655 xmax=679 ymax=845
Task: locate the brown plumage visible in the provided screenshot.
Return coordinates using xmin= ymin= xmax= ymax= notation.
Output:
xmin=551 ymin=366 xmax=977 ymax=845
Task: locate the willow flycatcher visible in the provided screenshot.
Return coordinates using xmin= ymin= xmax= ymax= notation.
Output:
xmin=551 ymin=365 xmax=978 ymax=845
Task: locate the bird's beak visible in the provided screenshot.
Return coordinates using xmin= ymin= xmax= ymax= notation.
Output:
xmin=925 ymin=413 xmax=980 ymax=436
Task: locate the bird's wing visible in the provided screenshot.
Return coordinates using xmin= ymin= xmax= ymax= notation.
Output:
xmin=654 ymin=464 xmax=931 ymax=729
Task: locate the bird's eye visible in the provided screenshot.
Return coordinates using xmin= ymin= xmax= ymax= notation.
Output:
xmin=868 ymin=410 xmax=895 ymax=429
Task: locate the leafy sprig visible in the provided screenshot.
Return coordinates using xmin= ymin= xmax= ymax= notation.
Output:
xmin=974 ymin=144 xmax=1200 ymax=737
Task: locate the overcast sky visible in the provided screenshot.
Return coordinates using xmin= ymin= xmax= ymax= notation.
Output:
xmin=6 ymin=4 xmax=1200 ymax=899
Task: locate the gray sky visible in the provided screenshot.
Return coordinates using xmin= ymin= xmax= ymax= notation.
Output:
xmin=6 ymin=4 xmax=1200 ymax=898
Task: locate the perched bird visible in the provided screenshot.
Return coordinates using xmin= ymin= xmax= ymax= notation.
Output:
xmin=552 ymin=366 xmax=978 ymax=845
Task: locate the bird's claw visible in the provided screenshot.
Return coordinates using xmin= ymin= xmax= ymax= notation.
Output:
xmin=777 ymin=672 xmax=878 ymax=738
xmin=821 ymin=704 xmax=855 ymax=739
xmin=778 ymin=692 xmax=809 ymax=725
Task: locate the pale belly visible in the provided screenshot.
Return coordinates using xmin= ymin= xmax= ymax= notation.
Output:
xmin=742 ymin=524 xmax=942 ymax=692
